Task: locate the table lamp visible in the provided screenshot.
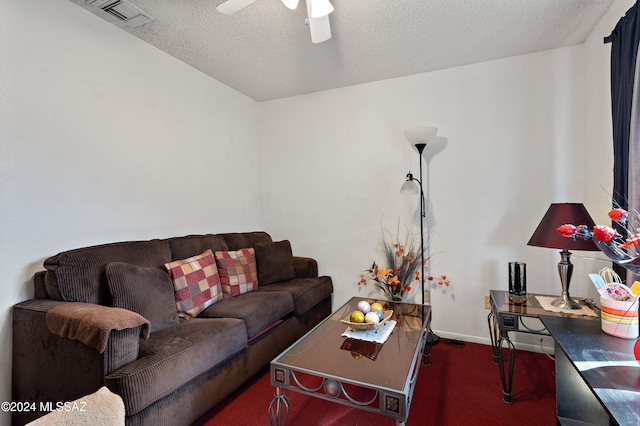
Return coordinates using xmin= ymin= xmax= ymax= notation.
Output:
xmin=527 ymin=203 xmax=598 ymax=309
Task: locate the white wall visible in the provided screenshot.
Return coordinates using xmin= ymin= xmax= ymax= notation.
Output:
xmin=260 ymin=47 xmax=588 ymax=348
xmin=260 ymin=0 xmax=636 ymax=350
xmin=0 ymin=0 xmax=260 ymax=423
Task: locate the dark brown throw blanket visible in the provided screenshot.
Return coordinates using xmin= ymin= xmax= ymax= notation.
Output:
xmin=46 ymin=302 xmax=150 ymax=353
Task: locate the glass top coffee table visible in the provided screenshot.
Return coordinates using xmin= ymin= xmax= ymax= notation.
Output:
xmin=269 ymin=296 xmax=431 ymax=425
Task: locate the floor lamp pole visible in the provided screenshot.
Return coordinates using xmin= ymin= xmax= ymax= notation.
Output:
xmin=416 ymin=143 xmax=426 ymax=306
xmin=415 ymin=143 xmax=439 ymax=346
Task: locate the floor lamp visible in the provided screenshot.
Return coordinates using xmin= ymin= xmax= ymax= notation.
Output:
xmin=401 ymin=126 xmax=439 ymax=345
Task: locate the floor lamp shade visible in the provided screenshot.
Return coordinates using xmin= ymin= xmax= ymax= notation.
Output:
xmin=401 ymin=173 xmax=420 ymax=195
xmin=404 ymin=127 xmax=437 ymax=146
xmin=527 ymin=203 xmax=599 ymax=309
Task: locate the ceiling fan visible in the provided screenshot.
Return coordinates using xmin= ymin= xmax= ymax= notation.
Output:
xmin=216 ymin=0 xmax=334 ymax=44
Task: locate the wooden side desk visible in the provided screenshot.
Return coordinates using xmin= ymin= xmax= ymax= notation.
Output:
xmin=487 ymin=290 xmax=598 ymax=403
xmin=543 ymin=316 xmax=640 ymax=426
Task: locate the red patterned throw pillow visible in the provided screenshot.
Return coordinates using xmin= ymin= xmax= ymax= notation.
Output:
xmin=214 ymin=248 xmax=259 ymax=296
xmin=164 ymin=249 xmax=223 ymax=317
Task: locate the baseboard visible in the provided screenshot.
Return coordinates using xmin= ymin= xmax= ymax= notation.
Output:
xmin=431 ymin=330 xmax=555 ymax=355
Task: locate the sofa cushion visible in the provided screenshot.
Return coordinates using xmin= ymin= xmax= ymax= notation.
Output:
xmin=164 ymin=250 xmax=223 ymax=317
xmin=43 ymin=240 xmax=172 ymax=305
xmin=168 ymin=234 xmax=229 ymax=261
xmin=105 ymin=317 xmax=247 ymax=416
xmin=199 ymin=291 xmax=293 ymax=339
xmin=106 ymin=262 xmax=179 ymax=333
xmin=258 ymin=276 xmax=333 ymax=316
xmin=214 ymin=248 xmax=258 ymax=296
xmin=254 ymin=240 xmax=296 ymax=285
xmin=222 ymin=232 xmax=272 ymax=250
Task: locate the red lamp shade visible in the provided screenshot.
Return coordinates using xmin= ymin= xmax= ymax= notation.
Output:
xmin=527 ymin=203 xmax=599 ymax=251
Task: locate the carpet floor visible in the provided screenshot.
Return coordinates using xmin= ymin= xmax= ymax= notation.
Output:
xmin=192 ymin=340 xmax=556 ymax=425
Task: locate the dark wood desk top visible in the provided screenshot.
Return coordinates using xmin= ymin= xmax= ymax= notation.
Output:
xmin=541 ymin=316 xmax=640 ymax=426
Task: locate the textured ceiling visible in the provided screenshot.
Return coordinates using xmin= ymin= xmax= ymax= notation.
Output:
xmin=68 ymin=0 xmax=615 ymax=102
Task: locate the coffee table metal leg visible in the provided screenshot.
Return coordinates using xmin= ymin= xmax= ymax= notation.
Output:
xmin=487 ymin=310 xmax=500 ymax=364
xmin=496 ymin=334 xmax=515 ymax=404
xmin=268 ymin=387 xmax=289 ymax=426
xmin=422 ymin=340 xmax=432 ymax=366
xmin=422 ymin=327 xmax=431 ymax=366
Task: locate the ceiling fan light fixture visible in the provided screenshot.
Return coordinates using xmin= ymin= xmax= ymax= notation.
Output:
xmin=217 ymin=0 xmax=332 ymax=44
xmin=281 ymin=0 xmax=299 ymax=10
xmin=305 ymin=0 xmax=331 ymax=43
xmin=308 ymin=0 xmax=333 ymax=18
xmin=307 ymin=15 xmax=331 ymax=43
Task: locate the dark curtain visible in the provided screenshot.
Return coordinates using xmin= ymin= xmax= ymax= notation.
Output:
xmin=605 ymin=1 xmax=640 ymax=281
xmin=605 ymin=1 xmax=640 ymax=210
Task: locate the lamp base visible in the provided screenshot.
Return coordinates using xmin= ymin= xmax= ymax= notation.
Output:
xmin=552 ymin=250 xmax=581 ymax=310
xmin=426 ymin=330 xmax=440 ymax=346
xmin=551 ymin=293 xmax=582 ymax=310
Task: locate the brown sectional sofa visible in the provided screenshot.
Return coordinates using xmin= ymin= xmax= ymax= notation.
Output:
xmin=13 ymin=232 xmax=333 ymax=425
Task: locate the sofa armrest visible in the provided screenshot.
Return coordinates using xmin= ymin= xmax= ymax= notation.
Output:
xmin=12 ymin=300 xmax=143 ymax=425
xmin=293 ymin=256 xmax=318 ymax=278
xmin=46 ymin=302 xmax=149 ymax=353
xmin=33 ymin=271 xmax=49 ymax=299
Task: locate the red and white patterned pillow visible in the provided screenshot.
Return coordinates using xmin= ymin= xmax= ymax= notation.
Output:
xmin=164 ymin=249 xmax=223 ymax=317
xmin=214 ymin=248 xmax=259 ymax=296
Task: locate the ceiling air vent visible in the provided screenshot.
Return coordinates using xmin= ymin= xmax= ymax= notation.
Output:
xmin=85 ymin=0 xmax=155 ymax=28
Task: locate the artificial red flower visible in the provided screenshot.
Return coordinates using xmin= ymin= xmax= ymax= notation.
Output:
xmin=557 ymin=224 xmax=577 ymax=237
xmin=620 ymin=234 xmax=640 ymax=249
xmin=609 ymin=208 xmax=628 ymax=223
xmin=592 ymin=225 xmax=617 ymax=242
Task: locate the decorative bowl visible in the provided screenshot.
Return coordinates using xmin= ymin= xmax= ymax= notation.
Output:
xmin=340 ymin=310 xmax=393 ymax=330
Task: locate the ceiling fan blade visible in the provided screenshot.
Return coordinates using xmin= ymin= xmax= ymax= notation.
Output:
xmin=308 ymin=0 xmax=333 ymax=18
xmin=281 ymin=0 xmax=299 ymax=10
xmin=307 ymin=13 xmax=331 ymax=43
xmin=216 ymin=0 xmax=257 ymax=15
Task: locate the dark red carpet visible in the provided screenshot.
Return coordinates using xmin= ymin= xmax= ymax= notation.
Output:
xmin=192 ymin=341 xmax=556 ymax=425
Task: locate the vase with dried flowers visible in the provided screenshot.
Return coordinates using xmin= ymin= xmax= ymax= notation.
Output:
xmin=357 ymin=223 xmax=449 ymax=302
